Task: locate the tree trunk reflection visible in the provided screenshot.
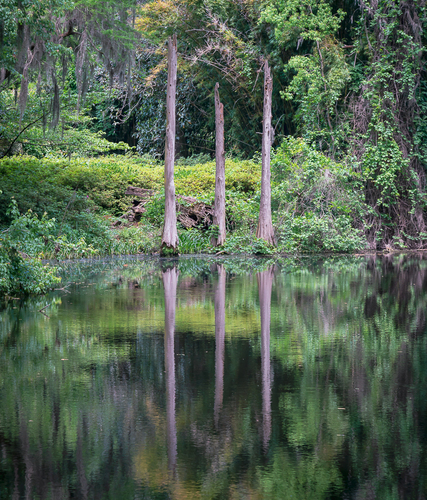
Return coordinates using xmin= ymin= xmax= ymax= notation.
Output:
xmin=257 ymin=268 xmax=273 ymax=452
xmin=214 ymin=264 xmax=226 ymax=428
xmin=162 ymin=266 xmax=179 ymax=475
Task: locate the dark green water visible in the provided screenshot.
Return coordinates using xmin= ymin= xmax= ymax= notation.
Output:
xmin=1 ymin=254 xmax=427 ymax=499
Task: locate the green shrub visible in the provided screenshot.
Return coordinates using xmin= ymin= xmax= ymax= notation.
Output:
xmin=178 ymin=229 xmax=212 ymax=254
xmin=109 ymin=224 xmax=160 ymax=255
xmin=0 ymin=155 xmax=261 ymax=224
xmin=271 ymin=138 xmax=368 ymax=253
xmin=174 ymin=159 xmax=260 ymax=197
xmin=221 ymin=234 xmax=275 ymax=255
xmin=225 ymin=191 xmax=259 ymax=233
xmin=0 ymin=231 xmax=60 ymax=298
xmin=276 ymin=213 xmax=366 ymax=253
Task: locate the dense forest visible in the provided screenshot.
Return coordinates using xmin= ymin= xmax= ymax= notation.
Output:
xmin=0 ymin=0 xmax=426 ymax=293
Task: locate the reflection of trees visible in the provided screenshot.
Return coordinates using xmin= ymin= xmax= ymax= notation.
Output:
xmin=268 ymin=255 xmax=427 ymax=498
xmin=3 ymin=256 xmax=427 ymax=498
xmin=214 ymin=264 xmax=226 ymax=428
xmin=162 ymin=266 xmax=178 ymax=475
xmin=257 ymin=268 xmax=273 ymax=452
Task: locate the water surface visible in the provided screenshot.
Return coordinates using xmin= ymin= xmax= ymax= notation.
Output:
xmin=1 ymin=254 xmax=427 ymax=499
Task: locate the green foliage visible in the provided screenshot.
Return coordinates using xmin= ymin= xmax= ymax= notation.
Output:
xmin=0 ymin=156 xmax=163 ymax=221
xmin=0 ymin=155 xmax=260 ymax=226
xmin=362 ymin=137 xmax=410 ymax=208
xmin=175 ymin=160 xmax=260 ymax=197
xmin=276 ymin=212 xmax=365 ymax=253
xmin=0 ymin=0 xmax=140 ymax=161
xmin=0 ymin=200 xmax=61 ymax=296
xmin=225 ymin=191 xmax=259 ymax=234
xmin=108 ymin=224 xmax=160 ymax=255
xmin=178 ymin=229 xmax=211 ymax=254
xmin=260 ymin=0 xmax=344 ymax=45
xmin=0 ymin=86 xmax=131 ymax=159
xmin=261 ymin=0 xmax=349 ymax=153
xmin=220 ymin=234 xmax=275 ymax=255
xmin=0 ymin=244 xmax=60 ymax=296
xmin=272 ymin=138 xmax=367 ymax=252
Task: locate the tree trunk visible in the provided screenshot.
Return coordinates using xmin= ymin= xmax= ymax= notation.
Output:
xmin=212 ymin=82 xmax=226 ymax=246
xmin=161 ymin=34 xmax=179 ymax=256
xmin=256 ymin=60 xmax=275 ymax=245
xmin=257 ymin=267 xmax=274 ymax=452
xmin=214 ymin=264 xmax=226 ymax=428
xmin=163 ymin=266 xmax=178 ymax=475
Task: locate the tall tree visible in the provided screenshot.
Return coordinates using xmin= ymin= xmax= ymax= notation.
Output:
xmin=256 ymin=60 xmax=275 ymax=245
xmin=136 ymin=0 xmax=287 ymax=157
xmin=161 ymin=34 xmax=179 ymax=256
xmin=211 ymin=83 xmax=226 ymax=247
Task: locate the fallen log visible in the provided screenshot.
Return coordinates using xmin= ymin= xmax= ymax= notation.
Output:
xmin=176 ymin=195 xmax=213 ymax=229
xmin=122 ymin=187 xmax=213 ymax=227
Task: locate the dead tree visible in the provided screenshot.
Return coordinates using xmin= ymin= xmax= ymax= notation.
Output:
xmin=211 ymin=83 xmax=226 ymax=246
xmin=161 ymin=35 xmax=179 ymax=256
xmin=256 ymin=60 xmax=275 ymax=245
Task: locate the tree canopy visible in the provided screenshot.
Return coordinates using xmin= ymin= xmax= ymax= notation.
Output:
xmin=1 ymin=0 xmax=427 ymax=249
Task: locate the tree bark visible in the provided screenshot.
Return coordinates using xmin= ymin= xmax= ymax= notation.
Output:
xmin=257 ymin=267 xmax=274 ymax=453
xmin=163 ymin=266 xmax=179 ymax=475
xmin=256 ymin=60 xmax=275 ymax=245
xmin=212 ymin=82 xmax=226 ymax=246
xmin=161 ymin=34 xmax=179 ymax=256
xmin=214 ymin=264 xmax=226 ymax=428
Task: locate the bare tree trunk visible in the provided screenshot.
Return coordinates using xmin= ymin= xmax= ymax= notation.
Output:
xmin=163 ymin=266 xmax=179 ymax=475
xmin=161 ymin=35 xmax=179 ymax=256
xmin=256 ymin=60 xmax=275 ymax=245
xmin=212 ymin=83 xmax=226 ymax=246
xmin=257 ymin=267 xmax=274 ymax=452
xmin=214 ymin=264 xmax=226 ymax=428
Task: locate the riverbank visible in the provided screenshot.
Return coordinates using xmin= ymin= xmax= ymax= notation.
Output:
xmin=1 ymin=141 xmax=424 ymax=296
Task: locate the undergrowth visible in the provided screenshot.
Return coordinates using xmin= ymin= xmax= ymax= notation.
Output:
xmin=0 ymin=141 xmax=379 ymax=296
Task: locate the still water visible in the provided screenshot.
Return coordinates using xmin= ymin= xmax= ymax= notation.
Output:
xmin=1 ymin=254 xmax=427 ymax=499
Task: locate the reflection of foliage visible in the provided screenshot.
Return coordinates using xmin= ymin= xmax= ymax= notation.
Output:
xmin=2 ymin=255 xmax=427 ymax=497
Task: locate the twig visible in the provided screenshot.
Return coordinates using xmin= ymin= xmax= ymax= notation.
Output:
xmin=2 ymin=115 xmax=44 ymax=157
xmin=38 ymin=303 xmax=51 ymax=318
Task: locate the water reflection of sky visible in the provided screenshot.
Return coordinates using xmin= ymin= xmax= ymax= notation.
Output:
xmin=1 ymin=254 xmax=427 ymax=499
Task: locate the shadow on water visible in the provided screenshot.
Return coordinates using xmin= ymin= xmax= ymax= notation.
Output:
xmin=1 ymin=254 xmax=427 ymax=498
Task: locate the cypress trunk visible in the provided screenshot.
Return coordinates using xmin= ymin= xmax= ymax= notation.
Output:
xmin=212 ymin=82 xmax=226 ymax=246
xmin=256 ymin=60 xmax=275 ymax=245
xmin=161 ymin=34 xmax=179 ymax=256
